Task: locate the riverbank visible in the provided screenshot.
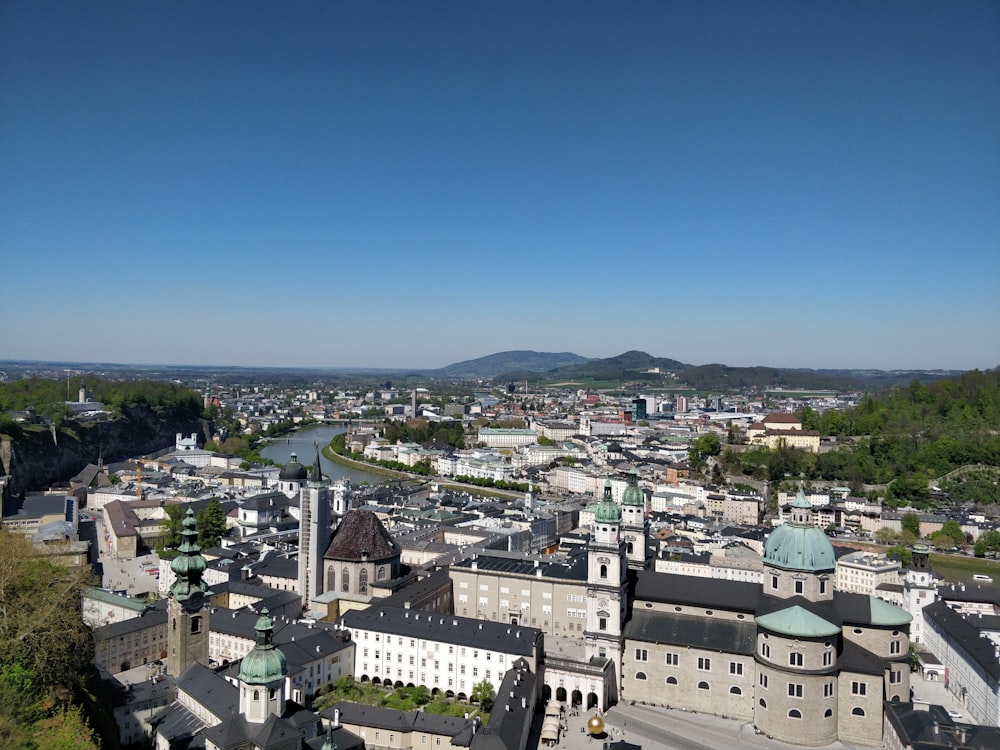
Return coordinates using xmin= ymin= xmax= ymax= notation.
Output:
xmin=321 ymin=444 xmax=411 ymax=481
xmin=322 ymin=444 xmax=521 ymax=499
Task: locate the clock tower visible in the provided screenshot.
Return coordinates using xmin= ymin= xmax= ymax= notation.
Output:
xmin=167 ymin=508 xmax=212 ymax=677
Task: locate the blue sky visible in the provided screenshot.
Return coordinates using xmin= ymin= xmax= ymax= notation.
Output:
xmin=2 ymin=2 xmax=997 ymax=371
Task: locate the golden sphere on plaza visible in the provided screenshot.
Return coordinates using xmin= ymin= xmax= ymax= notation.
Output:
xmin=587 ymin=714 xmax=605 ymax=735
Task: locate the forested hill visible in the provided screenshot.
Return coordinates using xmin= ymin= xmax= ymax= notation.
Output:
xmin=720 ymin=368 xmax=1000 ymax=507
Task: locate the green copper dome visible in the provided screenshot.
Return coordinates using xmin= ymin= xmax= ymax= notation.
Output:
xmin=238 ymin=608 xmax=288 ymax=684
xmin=622 ymin=471 xmax=644 ymax=507
xmin=757 ymin=605 xmax=841 ymax=638
xmin=595 ymin=478 xmax=621 ymax=524
xmin=763 ymin=490 xmax=835 ymax=572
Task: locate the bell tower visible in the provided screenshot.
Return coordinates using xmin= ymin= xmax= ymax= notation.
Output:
xmin=585 ymin=479 xmax=627 ymax=697
xmin=167 ymin=509 xmax=212 ymax=676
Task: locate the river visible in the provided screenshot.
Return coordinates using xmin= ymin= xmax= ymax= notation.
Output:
xmin=258 ymin=423 xmax=386 ymax=485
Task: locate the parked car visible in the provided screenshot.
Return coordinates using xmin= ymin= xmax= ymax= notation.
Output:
xmin=947 ymin=710 xmax=963 ymax=720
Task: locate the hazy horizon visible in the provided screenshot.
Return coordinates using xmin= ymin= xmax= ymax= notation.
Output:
xmin=2 ymin=3 xmax=997 ymax=371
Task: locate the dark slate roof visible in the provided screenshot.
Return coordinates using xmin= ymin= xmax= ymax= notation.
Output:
xmin=93 ymin=599 xmax=168 ymax=639
xmin=324 ymin=510 xmax=401 ymax=561
xmin=837 ymin=639 xmax=889 ymax=676
xmin=324 ymin=702 xmax=475 ymax=738
xmin=304 ymin=724 xmax=364 ymax=750
xmin=241 ymin=492 xmax=294 ymax=511
xmin=623 ymin=609 xmax=757 ymax=654
xmin=634 ymin=570 xmax=760 ymax=613
xmin=885 ymin=701 xmax=1000 ymax=749
xmin=149 ymin=702 xmax=206 ymax=749
xmin=339 ymin=606 xmax=541 ymax=656
xmin=175 ymin=661 xmax=238 ymax=722
xmin=938 ymin=583 xmax=1000 ymax=606
xmin=470 ymin=659 xmax=536 ymax=750
xmin=452 ymin=549 xmax=588 ymax=582
xmin=923 ymin=600 xmax=1000 ymax=682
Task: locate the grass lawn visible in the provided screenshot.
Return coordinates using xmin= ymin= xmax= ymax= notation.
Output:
xmin=928 ymin=553 xmax=1000 ymax=584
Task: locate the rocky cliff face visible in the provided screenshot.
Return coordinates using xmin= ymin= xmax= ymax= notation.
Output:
xmin=0 ymin=405 xmax=209 ymax=495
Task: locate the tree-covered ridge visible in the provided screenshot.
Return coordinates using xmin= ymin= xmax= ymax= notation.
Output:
xmin=801 ymin=368 xmax=1000 ymax=437
xmin=721 ymin=369 xmax=1000 ymax=506
xmin=0 ymin=377 xmax=203 ymax=421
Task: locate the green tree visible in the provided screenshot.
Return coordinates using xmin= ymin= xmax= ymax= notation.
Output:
xmin=886 ymin=545 xmax=912 ymax=567
xmin=876 ymin=527 xmax=899 ymax=545
xmin=940 ymin=520 xmax=965 ymax=545
xmin=196 ymin=499 xmax=227 ymax=549
xmin=930 ymin=532 xmax=956 ymax=551
xmin=157 ymin=504 xmax=187 ymax=553
xmin=0 ymin=531 xmax=100 ymax=749
xmin=471 ymin=680 xmax=495 ymax=713
xmin=901 ymin=512 xmax=921 ymax=539
xmin=974 ymin=530 xmax=1000 ymax=557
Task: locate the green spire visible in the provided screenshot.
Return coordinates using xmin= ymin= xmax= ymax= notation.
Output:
xmin=169 ymin=509 xmax=208 ymax=601
xmin=321 ymin=725 xmax=338 ymax=750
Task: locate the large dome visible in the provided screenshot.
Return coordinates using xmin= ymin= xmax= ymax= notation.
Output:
xmin=763 ymin=491 xmax=835 ymax=572
xmin=279 ymin=453 xmax=308 ymax=482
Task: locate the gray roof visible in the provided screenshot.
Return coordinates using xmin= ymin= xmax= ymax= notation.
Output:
xmin=635 ymin=570 xmax=761 ymax=612
xmin=885 ymin=701 xmax=1000 ymax=749
xmin=340 ymin=606 xmax=541 ymax=656
xmin=623 ymin=609 xmax=757 ymax=654
xmin=923 ymin=600 xmax=1000 ymax=682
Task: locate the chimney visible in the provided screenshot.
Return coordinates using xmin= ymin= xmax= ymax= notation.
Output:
xmin=333 ymin=708 xmax=340 ymax=727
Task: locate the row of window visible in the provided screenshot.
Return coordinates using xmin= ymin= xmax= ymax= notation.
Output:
xmin=757 ymin=699 xmax=865 ymax=718
xmin=634 ymin=674 xmax=742 ymax=693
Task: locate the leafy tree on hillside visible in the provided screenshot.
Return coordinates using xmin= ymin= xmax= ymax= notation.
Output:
xmin=0 ymin=531 xmax=100 ymax=749
xmin=901 ymin=512 xmax=921 ymax=538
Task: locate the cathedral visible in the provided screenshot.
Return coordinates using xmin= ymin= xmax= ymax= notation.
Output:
xmin=621 ymin=491 xmax=911 ymax=746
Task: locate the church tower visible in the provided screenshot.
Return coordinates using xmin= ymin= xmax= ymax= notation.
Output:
xmin=167 ymin=509 xmax=212 ymax=677
xmin=620 ymin=470 xmax=649 ymax=570
xmin=298 ymin=447 xmax=332 ymax=607
xmin=585 ymin=478 xmax=627 ymax=698
xmin=238 ymin=608 xmax=288 ymax=723
xmin=903 ymin=543 xmax=935 ymax=644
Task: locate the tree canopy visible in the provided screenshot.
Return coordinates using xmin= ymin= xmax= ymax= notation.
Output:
xmin=0 ymin=531 xmax=101 ymax=749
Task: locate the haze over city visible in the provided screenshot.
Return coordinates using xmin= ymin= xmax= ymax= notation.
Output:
xmin=1 ymin=2 xmax=997 ymax=372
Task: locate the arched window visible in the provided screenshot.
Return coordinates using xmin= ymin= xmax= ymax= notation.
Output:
xmin=253 ymin=689 xmax=260 ymax=701
xmin=824 ymin=709 xmax=833 ymax=718
xmin=342 ymin=567 xmax=350 ymax=592
xmin=377 ymin=566 xmax=386 ymax=580
xmin=626 ymin=542 xmax=634 ymax=554
xmin=600 ymin=564 xmax=608 ymax=579
xmin=665 ymin=676 xmax=677 ymax=685
xmin=759 ymin=698 xmax=767 ymax=708
xmin=635 ymin=672 xmax=647 ymax=681
xmin=788 ymin=709 xmax=802 ymax=719
xmin=360 ymin=568 xmax=369 ymax=594
xmin=852 ymin=707 xmax=865 ymax=716
xmin=697 ymin=681 xmax=709 ymax=690
xmin=327 ymin=567 xmax=336 ymax=591
xmin=730 ymin=686 xmax=742 ymax=695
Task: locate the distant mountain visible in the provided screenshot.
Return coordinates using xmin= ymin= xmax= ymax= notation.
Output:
xmin=495 ymin=350 xmax=689 ymax=384
xmin=431 ymin=350 xmax=591 ymax=379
